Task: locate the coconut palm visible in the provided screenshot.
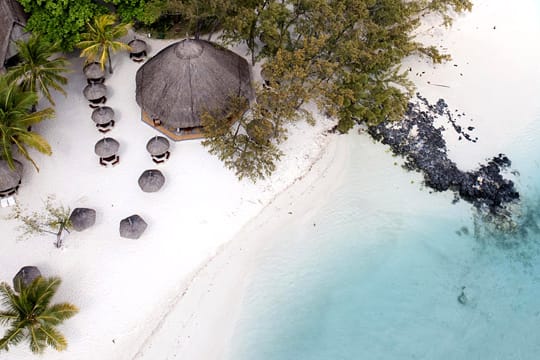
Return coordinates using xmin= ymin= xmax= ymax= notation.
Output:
xmin=0 ymin=77 xmax=54 ymax=171
xmin=0 ymin=277 xmax=78 ymax=354
xmin=6 ymin=34 xmax=69 ymax=106
xmin=77 ymin=14 xmax=132 ymax=74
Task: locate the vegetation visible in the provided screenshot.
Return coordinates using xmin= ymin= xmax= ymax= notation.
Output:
xmin=0 ymin=277 xmax=78 ymax=354
xmin=8 ymin=196 xmax=72 ymax=248
xmin=6 ymin=35 xmax=69 ymax=106
xmin=0 ymin=77 xmax=54 ymax=172
xmin=77 ymin=14 xmax=132 ymax=74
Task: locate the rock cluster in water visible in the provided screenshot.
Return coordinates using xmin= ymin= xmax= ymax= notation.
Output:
xmin=367 ymin=94 xmax=519 ymax=213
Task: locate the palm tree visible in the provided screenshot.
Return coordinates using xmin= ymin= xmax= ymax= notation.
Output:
xmin=0 ymin=277 xmax=78 ymax=354
xmin=77 ymin=14 xmax=132 ymax=74
xmin=6 ymin=34 xmax=69 ymax=106
xmin=0 ymin=77 xmax=54 ymax=171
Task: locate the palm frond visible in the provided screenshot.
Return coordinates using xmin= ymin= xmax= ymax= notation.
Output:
xmin=0 ymin=325 xmax=25 ymax=351
xmin=38 ymin=325 xmax=67 ymax=352
xmin=38 ymin=303 xmax=78 ymax=325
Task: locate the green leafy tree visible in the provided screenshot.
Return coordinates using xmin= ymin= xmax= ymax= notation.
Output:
xmin=0 ymin=277 xmax=78 ymax=354
xmin=103 ymin=0 xmax=161 ymax=24
xmin=6 ymin=34 xmax=69 ymax=107
xmin=0 ymin=77 xmax=54 ymax=172
xmin=77 ymin=14 xmax=132 ymax=74
xmin=17 ymin=0 xmax=104 ymax=51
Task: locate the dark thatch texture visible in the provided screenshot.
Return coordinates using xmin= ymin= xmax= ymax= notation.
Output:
xmin=146 ymin=136 xmax=170 ymax=155
xmin=69 ymin=208 xmax=96 ymax=232
xmin=119 ymin=214 xmax=147 ymax=239
xmin=0 ymin=159 xmax=22 ymax=192
xmin=138 ymin=169 xmax=165 ymax=192
xmin=84 ymin=83 xmax=107 ymax=101
xmin=0 ymin=0 xmax=27 ymax=72
xmin=94 ymin=137 xmax=119 ymax=158
xmin=91 ymin=106 xmax=115 ymax=125
xmin=13 ymin=266 xmax=41 ymax=293
xmin=135 ymin=39 xmax=253 ymax=133
xmin=83 ymin=62 xmax=105 ymax=80
xmin=129 ymin=39 xmax=147 ymax=54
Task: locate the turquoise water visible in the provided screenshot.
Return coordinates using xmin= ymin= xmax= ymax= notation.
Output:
xmin=228 ymin=120 xmax=540 ymax=359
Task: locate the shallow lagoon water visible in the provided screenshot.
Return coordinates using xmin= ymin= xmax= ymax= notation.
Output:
xmin=228 ymin=119 xmax=540 ymax=359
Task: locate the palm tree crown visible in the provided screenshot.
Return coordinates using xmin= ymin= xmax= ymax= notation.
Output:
xmin=0 ymin=276 xmax=78 ymax=354
xmin=6 ymin=34 xmax=69 ymax=106
xmin=77 ymin=14 xmax=132 ymax=74
xmin=0 ymin=76 xmax=54 ymax=171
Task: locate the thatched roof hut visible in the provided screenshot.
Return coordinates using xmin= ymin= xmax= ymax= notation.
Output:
xmin=83 ymin=62 xmax=105 ymax=81
xmin=94 ymin=137 xmax=119 ymax=158
xmin=0 ymin=0 xmax=27 ymax=73
xmin=135 ymin=39 xmax=254 ymax=141
xmin=146 ymin=136 xmax=170 ymax=156
xmin=91 ymin=106 xmax=115 ymax=125
xmin=138 ymin=169 xmax=165 ymax=192
xmin=84 ymin=83 xmax=107 ymax=101
xmin=0 ymin=159 xmax=22 ymax=193
xmin=13 ymin=266 xmax=41 ymax=292
xmin=69 ymin=208 xmax=96 ymax=232
xmin=120 ymin=215 xmax=147 ymax=239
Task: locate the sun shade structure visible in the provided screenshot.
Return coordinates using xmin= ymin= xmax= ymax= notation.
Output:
xmin=135 ymin=39 xmax=254 ymax=141
xmin=146 ymin=136 xmax=170 ymax=163
xmin=128 ymin=39 xmax=147 ymax=62
xmin=120 ymin=214 xmax=147 ymax=239
xmin=69 ymin=208 xmax=96 ymax=232
xmin=138 ymin=169 xmax=165 ymax=192
xmin=0 ymin=159 xmax=22 ymax=197
xmin=13 ymin=266 xmax=41 ymax=292
xmin=83 ymin=62 xmax=105 ymax=84
xmin=0 ymin=0 xmax=27 ymax=73
xmin=94 ymin=137 xmax=120 ymax=166
xmin=91 ymin=106 xmax=115 ymax=132
xmin=83 ymin=83 xmax=107 ymax=107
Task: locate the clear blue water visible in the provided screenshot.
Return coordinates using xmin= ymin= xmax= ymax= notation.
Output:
xmin=228 ymin=118 xmax=540 ymax=359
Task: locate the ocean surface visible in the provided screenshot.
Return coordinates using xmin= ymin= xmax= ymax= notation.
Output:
xmin=227 ymin=118 xmax=540 ymax=360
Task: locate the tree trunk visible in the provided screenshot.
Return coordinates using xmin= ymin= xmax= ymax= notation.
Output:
xmin=55 ymin=223 xmax=65 ymax=248
xmin=108 ymin=51 xmax=113 ymax=74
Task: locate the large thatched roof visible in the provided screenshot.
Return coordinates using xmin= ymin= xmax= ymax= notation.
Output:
xmin=0 ymin=0 xmax=27 ymax=71
xmin=0 ymin=159 xmax=22 ymax=192
xmin=135 ymin=39 xmax=253 ymax=133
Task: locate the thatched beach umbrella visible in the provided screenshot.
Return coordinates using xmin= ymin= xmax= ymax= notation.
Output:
xmin=91 ymin=106 xmax=115 ymax=125
xmin=69 ymin=208 xmax=96 ymax=232
xmin=13 ymin=266 xmax=41 ymax=292
xmin=0 ymin=159 xmax=23 ymax=195
xmin=83 ymin=62 xmax=105 ymax=82
xmin=135 ymin=39 xmax=254 ymax=140
xmin=94 ymin=137 xmax=119 ymax=158
xmin=119 ymin=215 xmax=147 ymax=239
xmin=138 ymin=169 xmax=165 ymax=192
xmin=83 ymin=83 xmax=107 ymax=101
xmin=128 ymin=39 xmax=147 ymax=58
xmin=146 ymin=136 xmax=170 ymax=156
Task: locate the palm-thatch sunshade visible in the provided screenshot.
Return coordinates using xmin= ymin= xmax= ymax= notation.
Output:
xmin=0 ymin=0 xmax=27 ymax=73
xmin=69 ymin=208 xmax=96 ymax=232
xmin=13 ymin=266 xmax=41 ymax=292
xmin=135 ymin=39 xmax=254 ymax=141
xmin=83 ymin=61 xmax=105 ymax=83
xmin=94 ymin=137 xmax=119 ymax=158
xmin=91 ymin=106 xmax=114 ymax=124
xmin=146 ymin=135 xmax=170 ymax=155
xmin=83 ymin=83 xmax=107 ymax=106
xmin=119 ymin=214 xmax=147 ymax=239
xmin=138 ymin=169 xmax=165 ymax=192
xmin=128 ymin=39 xmax=147 ymax=61
xmin=0 ymin=159 xmax=23 ymax=196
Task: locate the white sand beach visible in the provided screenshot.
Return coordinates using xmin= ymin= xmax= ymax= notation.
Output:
xmin=1 ymin=0 xmax=539 ymax=359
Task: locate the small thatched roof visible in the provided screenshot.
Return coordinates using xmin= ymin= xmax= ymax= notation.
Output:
xmin=146 ymin=136 xmax=170 ymax=155
xmin=120 ymin=215 xmax=147 ymax=239
xmin=13 ymin=266 xmax=41 ymax=292
xmin=129 ymin=39 xmax=147 ymax=54
xmin=83 ymin=83 xmax=107 ymax=101
xmin=69 ymin=208 xmax=96 ymax=232
xmin=0 ymin=0 xmax=27 ymax=71
xmin=0 ymin=159 xmax=22 ymax=192
xmin=135 ymin=39 xmax=253 ymax=134
xmin=94 ymin=137 xmax=119 ymax=158
xmin=91 ymin=106 xmax=114 ymax=124
xmin=138 ymin=169 xmax=165 ymax=192
xmin=83 ymin=62 xmax=105 ymax=79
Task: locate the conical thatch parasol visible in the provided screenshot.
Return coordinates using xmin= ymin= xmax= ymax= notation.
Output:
xmin=13 ymin=266 xmax=41 ymax=292
xmin=91 ymin=106 xmax=115 ymax=125
xmin=94 ymin=137 xmax=119 ymax=158
xmin=146 ymin=136 xmax=170 ymax=156
xmin=0 ymin=159 xmax=23 ymax=192
xmin=138 ymin=169 xmax=165 ymax=192
xmin=119 ymin=215 xmax=147 ymax=239
xmin=83 ymin=62 xmax=105 ymax=79
xmin=69 ymin=208 xmax=96 ymax=232
xmin=135 ymin=39 xmax=254 ymax=138
xmin=83 ymin=83 xmax=107 ymax=101
xmin=128 ymin=39 xmax=147 ymax=54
